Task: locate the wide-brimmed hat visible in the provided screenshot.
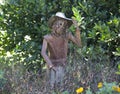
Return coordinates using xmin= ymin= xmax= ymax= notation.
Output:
xmin=48 ymin=12 xmax=73 ymax=29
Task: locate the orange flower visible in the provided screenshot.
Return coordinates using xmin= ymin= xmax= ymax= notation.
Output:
xmin=97 ymin=82 xmax=103 ymax=88
xmin=76 ymin=87 xmax=84 ymax=94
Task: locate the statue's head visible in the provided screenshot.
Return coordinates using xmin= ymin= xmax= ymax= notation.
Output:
xmin=48 ymin=12 xmax=73 ymax=34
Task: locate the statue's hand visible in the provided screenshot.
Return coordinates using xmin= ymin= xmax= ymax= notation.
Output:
xmin=52 ymin=66 xmax=57 ymax=72
xmin=49 ymin=65 xmax=57 ymax=71
xmin=72 ymin=19 xmax=80 ymax=33
xmin=72 ymin=19 xmax=79 ymax=29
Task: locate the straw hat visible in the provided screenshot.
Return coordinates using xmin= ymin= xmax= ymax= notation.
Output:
xmin=48 ymin=12 xmax=73 ymax=29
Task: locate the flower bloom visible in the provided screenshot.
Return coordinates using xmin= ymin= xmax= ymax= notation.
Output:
xmin=112 ymin=86 xmax=120 ymax=92
xmin=117 ymin=87 xmax=120 ymax=92
xmin=97 ymin=82 xmax=103 ymax=88
xmin=76 ymin=87 xmax=84 ymax=94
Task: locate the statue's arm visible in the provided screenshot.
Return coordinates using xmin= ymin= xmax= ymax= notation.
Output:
xmin=68 ymin=19 xmax=82 ymax=47
xmin=41 ymin=38 xmax=53 ymax=68
xmin=68 ymin=28 xmax=82 ymax=47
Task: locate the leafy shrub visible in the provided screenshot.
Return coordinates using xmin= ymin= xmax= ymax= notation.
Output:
xmin=0 ymin=70 xmax=7 ymax=89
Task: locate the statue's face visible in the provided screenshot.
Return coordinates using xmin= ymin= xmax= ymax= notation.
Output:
xmin=52 ymin=19 xmax=68 ymax=35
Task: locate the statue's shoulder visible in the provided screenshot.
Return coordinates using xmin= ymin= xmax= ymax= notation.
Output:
xmin=43 ymin=34 xmax=52 ymax=41
xmin=66 ymin=32 xmax=72 ymax=39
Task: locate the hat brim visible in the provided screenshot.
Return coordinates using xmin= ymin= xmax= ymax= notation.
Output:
xmin=48 ymin=16 xmax=73 ymax=29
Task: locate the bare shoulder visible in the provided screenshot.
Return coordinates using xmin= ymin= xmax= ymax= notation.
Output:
xmin=66 ymin=32 xmax=73 ymax=39
xmin=43 ymin=34 xmax=52 ymax=40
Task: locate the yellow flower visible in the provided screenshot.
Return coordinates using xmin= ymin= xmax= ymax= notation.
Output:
xmin=117 ymin=87 xmax=120 ymax=92
xmin=76 ymin=87 xmax=84 ymax=94
xmin=97 ymin=82 xmax=103 ymax=88
xmin=112 ymin=86 xmax=120 ymax=92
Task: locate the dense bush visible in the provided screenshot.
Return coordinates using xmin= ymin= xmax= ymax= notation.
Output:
xmin=0 ymin=0 xmax=119 ymax=71
xmin=0 ymin=0 xmax=120 ymax=93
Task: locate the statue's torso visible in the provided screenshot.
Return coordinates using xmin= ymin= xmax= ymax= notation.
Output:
xmin=44 ymin=34 xmax=69 ymax=66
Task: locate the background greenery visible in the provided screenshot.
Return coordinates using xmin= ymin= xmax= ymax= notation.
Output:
xmin=0 ymin=0 xmax=120 ymax=93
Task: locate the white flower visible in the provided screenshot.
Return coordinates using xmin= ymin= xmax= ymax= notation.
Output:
xmin=24 ymin=35 xmax=31 ymax=42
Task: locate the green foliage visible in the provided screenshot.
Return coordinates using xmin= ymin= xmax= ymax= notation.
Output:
xmin=62 ymin=91 xmax=69 ymax=94
xmin=52 ymin=91 xmax=69 ymax=94
xmin=0 ymin=70 xmax=7 ymax=89
xmin=85 ymin=82 xmax=119 ymax=94
xmin=0 ymin=0 xmax=48 ymax=71
xmin=113 ymin=47 xmax=120 ymax=56
xmin=0 ymin=0 xmax=76 ymax=71
xmin=72 ymin=7 xmax=84 ymax=26
xmin=72 ymin=0 xmax=120 ymax=63
xmin=86 ymin=88 xmax=93 ymax=94
xmin=96 ymin=82 xmax=117 ymax=94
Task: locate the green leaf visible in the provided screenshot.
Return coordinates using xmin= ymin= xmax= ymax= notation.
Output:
xmin=115 ymin=72 xmax=120 ymax=75
xmin=62 ymin=91 xmax=69 ymax=94
xmin=86 ymin=88 xmax=93 ymax=94
xmin=72 ymin=7 xmax=84 ymax=26
xmin=26 ymin=0 xmax=35 ymax=3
